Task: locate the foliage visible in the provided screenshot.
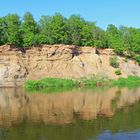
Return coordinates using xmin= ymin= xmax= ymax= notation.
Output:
xmin=21 ymin=12 xmax=39 ymax=47
xmin=0 ymin=12 xmax=140 ymax=63
xmin=25 ymin=76 xmax=140 ymax=91
xmin=39 ymin=13 xmax=67 ymax=44
xmin=0 ymin=17 xmax=7 ymax=45
xmin=25 ymin=78 xmax=78 ymax=90
xmin=5 ymin=14 xmax=21 ymax=46
xmin=115 ymin=69 xmax=121 ymax=75
xmin=112 ymin=76 xmax=140 ymax=88
xmin=106 ymin=24 xmax=123 ymax=55
xmin=25 ymin=76 xmax=111 ymax=90
xmin=80 ymin=75 xmax=110 ymax=87
xmin=109 ymin=56 xmax=119 ymax=68
xmin=67 ymin=15 xmax=89 ymax=46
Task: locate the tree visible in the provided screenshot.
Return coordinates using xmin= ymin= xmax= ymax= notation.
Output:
xmin=119 ymin=26 xmax=140 ymax=58
xmin=80 ymin=21 xmax=95 ymax=46
xmin=0 ymin=12 xmax=140 ymax=64
xmin=119 ymin=26 xmax=131 ymax=52
xmin=39 ymin=13 xmax=67 ymax=45
xmin=93 ymin=26 xmax=107 ymax=48
xmin=0 ymin=17 xmax=7 ymax=45
xmin=39 ymin=15 xmax=52 ymax=44
xmin=127 ymin=27 xmax=140 ymax=54
xmin=4 ymin=14 xmax=21 ymax=46
xmin=67 ymin=15 xmax=85 ymax=46
xmin=106 ymin=24 xmax=123 ymax=54
xmin=21 ymin=12 xmax=39 ymax=47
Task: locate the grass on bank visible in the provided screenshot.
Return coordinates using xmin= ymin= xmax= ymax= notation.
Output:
xmin=112 ymin=76 xmax=140 ymax=88
xmin=24 ymin=76 xmax=111 ymax=94
xmin=25 ymin=76 xmax=111 ymax=90
xmin=25 ymin=76 xmax=140 ymax=91
xmin=25 ymin=78 xmax=78 ymax=90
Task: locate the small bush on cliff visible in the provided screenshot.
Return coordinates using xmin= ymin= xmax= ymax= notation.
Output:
xmin=115 ymin=69 xmax=121 ymax=75
xmin=109 ymin=56 xmax=119 ymax=68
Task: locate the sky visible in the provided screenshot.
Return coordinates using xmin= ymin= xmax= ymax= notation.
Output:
xmin=0 ymin=0 xmax=140 ymax=29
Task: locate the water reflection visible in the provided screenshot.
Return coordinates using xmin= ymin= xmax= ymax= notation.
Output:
xmin=0 ymin=87 xmax=140 ymax=127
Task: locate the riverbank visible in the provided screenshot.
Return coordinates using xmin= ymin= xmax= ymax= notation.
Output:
xmin=0 ymin=44 xmax=140 ymax=87
xmin=25 ymin=76 xmax=140 ymax=91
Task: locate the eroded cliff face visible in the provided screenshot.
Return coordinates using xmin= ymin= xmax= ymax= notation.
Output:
xmin=0 ymin=44 xmax=140 ymax=87
xmin=0 ymin=45 xmax=28 ymax=87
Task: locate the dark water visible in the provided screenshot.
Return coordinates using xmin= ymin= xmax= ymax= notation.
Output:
xmin=0 ymin=87 xmax=140 ymax=140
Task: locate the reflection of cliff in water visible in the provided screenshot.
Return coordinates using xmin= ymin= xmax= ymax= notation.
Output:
xmin=0 ymin=87 xmax=140 ymax=127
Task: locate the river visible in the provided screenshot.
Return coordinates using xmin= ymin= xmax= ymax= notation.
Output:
xmin=0 ymin=87 xmax=140 ymax=140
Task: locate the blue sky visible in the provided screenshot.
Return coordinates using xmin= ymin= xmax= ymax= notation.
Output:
xmin=0 ymin=0 xmax=140 ymax=29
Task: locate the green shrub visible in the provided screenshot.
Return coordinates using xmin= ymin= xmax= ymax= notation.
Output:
xmin=25 ymin=76 xmax=140 ymax=92
xmin=115 ymin=69 xmax=121 ymax=75
xmin=25 ymin=78 xmax=78 ymax=90
xmin=25 ymin=76 xmax=111 ymax=90
xmin=112 ymin=76 xmax=140 ymax=88
xmin=110 ymin=56 xmax=119 ymax=68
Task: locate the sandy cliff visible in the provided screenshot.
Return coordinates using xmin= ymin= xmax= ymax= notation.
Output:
xmin=0 ymin=44 xmax=140 ymax=87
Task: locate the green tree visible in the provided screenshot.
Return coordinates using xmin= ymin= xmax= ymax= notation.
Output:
xmin=80 ymin=21 xmax=95 ymax=46
xmin=0 ymin=12 xmax=140 ymax=64
xmin=21 ymin=12 xmax=39 ymax=47
xmin=39 ymin=13 xmax=67 ymax=44
xmin=67 ymin=15 xmax=85 ymax=46
xmin=51 ymin=13 xmax=67 ymax=44
xmin=4 ymin=14 xmax=21 ymax=46
xmin=0 ymin=17 xmax=7 ymax=45
xmin=39 ymin=15 xmax=52 ymax=44
xmin=93 ymin=26 xmax=107 ymax=48
xmin=128 ymin=28 xmax=140 ymax=54
xmin=119 ymin=26 xmax=140 ymax=61
xmin=119 ymin=26 xmax=131 ymax=52
xmin=106 ymin=24 xmax=123 ymax=54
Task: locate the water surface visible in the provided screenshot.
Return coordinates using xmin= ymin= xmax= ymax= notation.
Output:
xmin=0 ymin=87 xmax=140 ymax=140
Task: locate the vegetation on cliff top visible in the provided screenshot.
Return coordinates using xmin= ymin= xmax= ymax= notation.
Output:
xmin=0 ymin=12 xmax=140 ymax=64
xmin=25 ymin=76 xmax=140 ymax=91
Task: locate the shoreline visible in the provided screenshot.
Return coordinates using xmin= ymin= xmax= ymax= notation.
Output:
xmin=25 ymin=76 xmax=140 ymax=91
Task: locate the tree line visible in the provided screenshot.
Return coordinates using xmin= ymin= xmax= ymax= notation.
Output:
xmin=0 ymin=12 xmax=139 ymax=64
